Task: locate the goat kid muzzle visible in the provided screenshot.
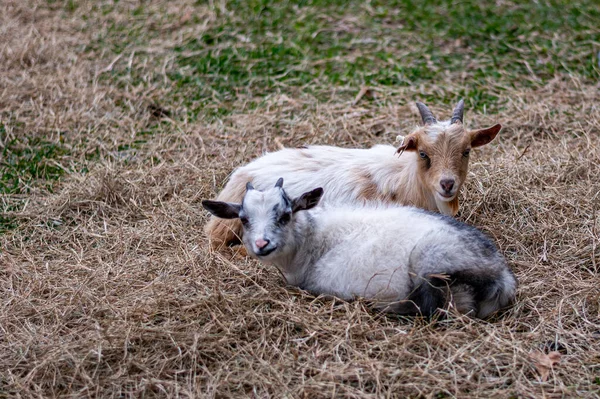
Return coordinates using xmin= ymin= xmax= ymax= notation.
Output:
xmin=253 ymin=238 xmax=277 ymax=257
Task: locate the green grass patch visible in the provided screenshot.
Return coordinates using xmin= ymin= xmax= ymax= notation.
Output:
xmin=0 ymin=133 xmax=68 ymax=195
xmin=168 ymin=0 xmax=599 ymax=116
xmin=0 ymin=214 xmax=19 ymax=235
xmin=0 ymin=126 xmax=70 ymax=233
xmin=87 ymin=0 xmax=600 ymax=118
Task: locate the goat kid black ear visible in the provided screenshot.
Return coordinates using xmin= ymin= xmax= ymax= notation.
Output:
xmin=275 ymin=177 xmax=284 ymax=188
xmin=292 ymin=188 xmax=324 ymax=212
xmin=202 ymin=200 xmax=241 ymax=219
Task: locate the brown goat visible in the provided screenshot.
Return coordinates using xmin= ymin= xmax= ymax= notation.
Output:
xmin=205 ymin=100 xmax=501 ymax=249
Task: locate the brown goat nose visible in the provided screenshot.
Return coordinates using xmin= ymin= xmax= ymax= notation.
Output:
xmin=440 ymin=179 xmax=455 ymax=192
xmin=255 ymin=238 xmax=269 ymax=249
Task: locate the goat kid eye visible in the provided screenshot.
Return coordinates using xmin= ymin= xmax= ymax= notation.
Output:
xmin=240 ymin=216 xmax=249 ymax=225
xmin=279 ymin=213 xmax=291 ymax=224
xmin=463 ymin=150 xmax=471 ymax=158
xmin=419 ymin=151 xmax=429 ymax=159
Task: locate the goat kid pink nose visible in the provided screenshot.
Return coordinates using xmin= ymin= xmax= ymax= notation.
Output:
xmin=255 ymin=238 xmax=269 ymax=249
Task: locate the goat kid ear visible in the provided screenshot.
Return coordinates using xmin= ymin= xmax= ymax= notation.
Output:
xmin=292 ymin=188 xmax=324 ymax=212
xmin=396 ymin=135 xmax=418 ymax=154
xmin=470 ymin=124 xmax=502 ymax=147
xmin=202 ymin=200 xmax=241 ymax=219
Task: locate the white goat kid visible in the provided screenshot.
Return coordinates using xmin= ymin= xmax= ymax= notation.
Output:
xmin=203 ymin=179 xmax=517 ymax=319
xmin=205 ymin=100 xmax=502 ymax=249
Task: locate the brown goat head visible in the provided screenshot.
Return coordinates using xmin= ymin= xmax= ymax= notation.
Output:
xmin=397 ymin=100 xmax=501 ymax=212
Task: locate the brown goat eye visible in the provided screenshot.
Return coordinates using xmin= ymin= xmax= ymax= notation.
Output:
xmin=419 ymin=151 xmax=429 ymax=159
xmin=463 ymin=149 xmax=471 ymax=158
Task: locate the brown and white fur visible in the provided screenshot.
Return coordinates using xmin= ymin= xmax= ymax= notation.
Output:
xmin=205 ymin=100 xmax=501 ymax=249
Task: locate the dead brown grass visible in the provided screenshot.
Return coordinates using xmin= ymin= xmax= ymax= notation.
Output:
xmin=1 ymin=1 xmax=600 ymax=398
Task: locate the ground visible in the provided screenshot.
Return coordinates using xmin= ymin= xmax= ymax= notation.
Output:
xmin=1 ymin=0 xmax=599 ymax=397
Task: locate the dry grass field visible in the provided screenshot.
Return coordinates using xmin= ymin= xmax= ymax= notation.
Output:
xmin=1 ymin=0 xmax=600 ymax=397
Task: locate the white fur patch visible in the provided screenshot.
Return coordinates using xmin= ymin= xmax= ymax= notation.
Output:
xmin=424 ymin=120 xmax=452 ymax=140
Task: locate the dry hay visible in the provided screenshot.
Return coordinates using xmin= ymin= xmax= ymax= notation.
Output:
xmin=1 ymin=1 xmax=600 ymax=398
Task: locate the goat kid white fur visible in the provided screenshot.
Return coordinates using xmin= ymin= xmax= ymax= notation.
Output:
xmin=205 ymin=100 xmax=502 ymax=249
xmin=203 ymin=179 xmax=517 ymax=319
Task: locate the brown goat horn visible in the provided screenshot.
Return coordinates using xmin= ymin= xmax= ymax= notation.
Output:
xmin=416 ymin=102 xmax=437 ymax=125
xmin=451 ymin=99 xmax=465 ymax=124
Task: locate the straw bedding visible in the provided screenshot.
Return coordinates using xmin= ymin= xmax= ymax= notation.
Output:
xmin=1 ymin=1 xmax=599 ymax=397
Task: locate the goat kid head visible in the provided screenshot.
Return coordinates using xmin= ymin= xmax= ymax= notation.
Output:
xmin=202 ymin=178 xmax=324 ymax=259
xmin=397 ymin=99 xmax=501 ymax=210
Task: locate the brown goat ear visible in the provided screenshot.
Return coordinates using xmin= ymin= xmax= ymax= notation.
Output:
xmin=470 ymin=124 xmax=501 ymax=147
xmin=396 ymin=135 xmax=418 ymax=154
